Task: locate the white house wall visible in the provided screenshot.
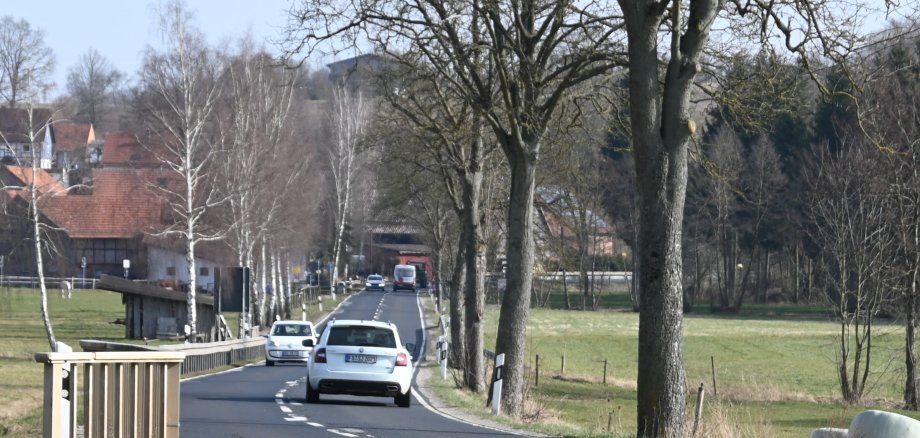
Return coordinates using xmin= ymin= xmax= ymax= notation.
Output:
xmin=147 ymin=246 xmax=220 ymax=292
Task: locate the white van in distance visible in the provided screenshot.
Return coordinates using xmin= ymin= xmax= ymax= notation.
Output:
xmin=392 ymin=264 xmax=417 ymax=291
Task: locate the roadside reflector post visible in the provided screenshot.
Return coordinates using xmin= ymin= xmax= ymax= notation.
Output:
xmin=437 ymin=336 xmax=448 ymax=379
xmin=491 ymin=353 xmax=505 ymax=415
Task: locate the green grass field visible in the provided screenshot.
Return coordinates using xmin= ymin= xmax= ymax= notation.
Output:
xmin=0 ymin=287 xmax=126 ymax=436
xmin=426 ymin=291 xmax=920 ymax=438
xmin=4 ymin=284 xmax=919 ymax=437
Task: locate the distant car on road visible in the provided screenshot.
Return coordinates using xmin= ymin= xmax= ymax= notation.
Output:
xmin=265 ymin=320 xmax=316 ymax=366
xmin=392 ymin=264 xmax=417 ymax=292
xmin=365 ymin=274 xmax=385 ymax=291
xmin=304 ymin=319 xmax=415 ymax=407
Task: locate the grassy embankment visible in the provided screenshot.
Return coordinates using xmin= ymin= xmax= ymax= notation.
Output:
xmin=422 ymin=284 xmax=920 ymax=437
xmin=0 ymin=287 xmax=336 ymax=437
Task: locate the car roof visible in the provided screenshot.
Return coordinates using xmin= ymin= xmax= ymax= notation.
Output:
xmin=327 ymin=319 xmax=394 ymax=329
xmin=272 ymin=320 xmax=314 ymax=326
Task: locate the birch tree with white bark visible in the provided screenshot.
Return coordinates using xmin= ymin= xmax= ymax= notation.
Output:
xmin=0 ymin=104 xmax=69 ymax=351
xmin=327 ymin=86 xmax=370 ymax=288
xmin=138 ymin=1 xmax=226 ymax=339
xmin=215 ymin=44 xmax=304 ymax=326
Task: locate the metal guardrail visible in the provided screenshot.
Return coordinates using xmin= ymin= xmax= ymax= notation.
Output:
xmin=159 ymin=337 xmax=266 ymax=375
xmin=33 ymin=350 xmax=185 ymax=438
xmin=81 ymin=335 xmax=265 ymax=376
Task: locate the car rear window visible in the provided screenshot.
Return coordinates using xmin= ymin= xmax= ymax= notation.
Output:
xmin=327 ymin=326 xmax=396 ymax=348
xmin=273 ymin=324 xmax=312 ymax=336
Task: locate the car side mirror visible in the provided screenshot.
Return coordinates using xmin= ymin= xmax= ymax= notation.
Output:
xmin=405 ymin=342 xmax=415 ymax=352
xmin=302 ymin=339 xmax=315 ymax=347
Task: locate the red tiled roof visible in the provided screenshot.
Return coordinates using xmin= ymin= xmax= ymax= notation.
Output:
xmin=0 ymin=107 xmax=52 ymax=143
xmin=2 ymin=165 xmax=66 ymax=199
xmin=101 ymin=131 xmax=172 ymax=167
xmin=52 ymin=122 xmax=94 ymax=152
xmin=40 ymin=168 xmax=183 ymax=239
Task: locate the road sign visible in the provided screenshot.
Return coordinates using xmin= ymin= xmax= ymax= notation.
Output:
xmin=292 ymin=265 xmax=302 ymax=274
xmin=81 ymin=257 xmax=86 ymax=269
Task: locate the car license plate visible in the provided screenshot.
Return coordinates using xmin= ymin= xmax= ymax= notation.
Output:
xmin=282 ymin=351 xmax=300 ymax=357
xmin=346 ymin=354 xmax=377 ymax=364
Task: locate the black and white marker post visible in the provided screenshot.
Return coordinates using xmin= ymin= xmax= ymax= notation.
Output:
xmin=490 ymin=353 xmax=505 ymax=415
xmin=437 ymin=336 xmax=448 ymax=379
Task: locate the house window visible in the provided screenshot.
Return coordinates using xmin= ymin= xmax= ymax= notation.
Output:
xmin=130 ymin=153 xmax=142 ymax=161
xmin=22 ymin=144 xmax=30 ymax=152
xmin=157 ymin=177 xmax=168 ymax=188
xmin=75 ymin=239 xmax=127 ymax=266
xmin=166 ymin=267 xmax=176 ymax=276
xmin=199 ymin=267 xmax=209 ymax=277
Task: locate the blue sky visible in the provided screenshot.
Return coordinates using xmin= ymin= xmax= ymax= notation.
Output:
xmin=7 ymin=0 xmax=297 ymax=98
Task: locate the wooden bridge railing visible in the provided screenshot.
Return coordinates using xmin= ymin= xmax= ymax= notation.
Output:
xmin=34 ymin=350 xmax=185 ymax=438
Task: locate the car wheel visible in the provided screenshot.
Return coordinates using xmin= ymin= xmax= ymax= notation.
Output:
xmin=395 ymin=387 xmax=411 ymax=408
xmin=266 ymin=360 xmax=274 ymax=367
xmin=306 ymin=381 xmax=319 ymax=403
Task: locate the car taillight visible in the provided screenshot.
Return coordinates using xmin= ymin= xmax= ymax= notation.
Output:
xmin=396 ymin=352 xmax=408 ymax=366
xmin=314 ymin=348 xmax=327 ymax=363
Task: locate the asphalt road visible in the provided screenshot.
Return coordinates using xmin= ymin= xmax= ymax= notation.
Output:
xmin=180 ymin=288 xmax=522 ymax=437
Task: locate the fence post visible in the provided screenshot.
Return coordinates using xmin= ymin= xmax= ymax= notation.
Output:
xmin=535 ymin=354 xmax=540 ymax=387
xmin=603 ymin=358 xmax=608 ymax=385
xmin=490 ymin=353 xmax=505 ymax=415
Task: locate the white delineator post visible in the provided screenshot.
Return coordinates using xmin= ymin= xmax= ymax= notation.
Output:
xmin=491 ymin=353 xmax=505 ymax=415
xmin=438 ymin=336 xmax=448 ymax=379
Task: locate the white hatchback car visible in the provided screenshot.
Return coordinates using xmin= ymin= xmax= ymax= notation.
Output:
xmin=265 ymin=320 xmax=317 ymax=366
xmin=304 ymin=319 xmax=415 ymax=407
xmin=365 ymin=274 xmax=385 ymax=291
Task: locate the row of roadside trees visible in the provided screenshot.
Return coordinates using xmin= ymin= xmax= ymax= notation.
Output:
xmin=280 ymin=0 xmax=918 ymax=436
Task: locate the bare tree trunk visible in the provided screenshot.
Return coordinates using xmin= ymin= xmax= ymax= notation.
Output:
xmin=449 ymin=234 xmax=467 ymax=368
xmin=30 ymin=165 xmax=56 ymax=351
xmin=562 ymin=227 xmax=570 ymax=310
xmin=622 ymin=0 xmax=717 ymax=432
xmin=329 ymin=87 xmax=367 ymax=290
xmin=461 ymin=132 xmax=486 ymax=391
xmin=260 ymin=241 xmax=268 ymax=322
xmin=907 ymin=274 xmax=919 ymax=409
xmin=495 ymin=151 xmax=537 ymax=417
xmin=186 ymin=218 xmax=198 ymax=338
